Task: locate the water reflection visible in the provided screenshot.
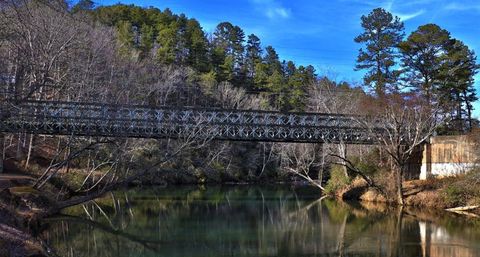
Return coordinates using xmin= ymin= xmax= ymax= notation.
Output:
xmin=41 ymin=186 xmax=480 ymax=257
xmin=419 ymin=221 xmax=479 ymax=257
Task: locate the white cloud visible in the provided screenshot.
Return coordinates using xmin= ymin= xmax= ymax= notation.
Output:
xmin=266 ymin=7 xmax=291 ymax=19
xmin=379 ymin=0 xmax=425 ymax=21
xmin=395 ymin=10 xmax=425 ymax=21
xmin=340 ymin=0 xmax=433 ymax=9
xmin=249 ymin=0 xmax=292 ymax=20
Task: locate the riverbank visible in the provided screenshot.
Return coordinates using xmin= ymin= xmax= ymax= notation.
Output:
xmin=0 ymin=186 xmax=53 ymax=256
xmin=338 ymin=170 xmax=480 ymax=216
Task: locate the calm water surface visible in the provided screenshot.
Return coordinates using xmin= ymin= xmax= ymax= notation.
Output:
xmin=42 ymin=186 xmax=480 ymax=257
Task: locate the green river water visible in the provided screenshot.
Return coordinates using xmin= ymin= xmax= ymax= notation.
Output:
xmin=42 ymin=185 xmax=480 ymax=257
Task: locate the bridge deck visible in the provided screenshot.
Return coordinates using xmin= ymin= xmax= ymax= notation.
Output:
xmin=0 ymin=101 xmax=374 ymax=144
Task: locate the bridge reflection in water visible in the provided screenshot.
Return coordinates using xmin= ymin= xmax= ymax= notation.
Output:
xmin=0 ymin=101 xmax=376 ymax=144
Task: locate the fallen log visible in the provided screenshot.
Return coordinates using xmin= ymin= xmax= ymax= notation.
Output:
xmin=445 ymin=205 xmax=480 ymax=212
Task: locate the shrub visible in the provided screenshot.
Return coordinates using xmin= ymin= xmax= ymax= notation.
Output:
xmin=443 ymin=184 xmax=465 ymax=206
xmin=442 ymin=169 xmax=480 ymax=206
xmin=348 ymin=149 xmax=384 ymax=176
xmin=325 ymin=164 xmax=351 ymax=194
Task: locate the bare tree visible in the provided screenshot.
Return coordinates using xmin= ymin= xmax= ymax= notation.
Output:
xmin=275 ymin=143 xmax=325 ymax=190
xmin=0 ymin=0 xmax=99 ymax=173
xmin=211 ymin=82 xmax=268 ymax=110
xmin=308 ymin=78 xmax=365 ymax=178
xmin=47 ymin=114 xmax=217 ymax=212
xmin=361 ymin=94 xmax=446 ymax=204
xmin=182 ymin=82 xmax=270 ymax=181
xmin=0 ymin=0 xmax=89 ymax=102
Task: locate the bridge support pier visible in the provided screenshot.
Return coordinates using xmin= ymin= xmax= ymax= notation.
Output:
xmin=422 ymin=142 xmax=432 ymax=180
xmin=419 ymin=136 xmax=475 ymax=180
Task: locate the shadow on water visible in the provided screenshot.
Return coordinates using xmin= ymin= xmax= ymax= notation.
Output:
xmin=40 ymin=185 xmax=480 ymax=257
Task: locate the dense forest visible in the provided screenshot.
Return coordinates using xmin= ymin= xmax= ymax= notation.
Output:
xmin=86 ymin=1 xmax=318 ymax=111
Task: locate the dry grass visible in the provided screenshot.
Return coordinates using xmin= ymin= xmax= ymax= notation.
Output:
xmin=403 ymin=170 xmax=480 ymax=208
xmin=404 ymin=189 xmax=448 ymax=208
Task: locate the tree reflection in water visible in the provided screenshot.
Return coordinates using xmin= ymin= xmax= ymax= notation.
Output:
xmin=40 ymin=186 xmax=480 ymax=257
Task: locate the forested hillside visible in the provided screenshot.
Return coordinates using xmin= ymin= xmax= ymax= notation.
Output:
xmin=76 ymin=1 xmax=317 ymax=111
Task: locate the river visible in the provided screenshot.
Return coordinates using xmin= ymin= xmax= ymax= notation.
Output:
xmin=41 ymin=185 xmax=480 ymax=257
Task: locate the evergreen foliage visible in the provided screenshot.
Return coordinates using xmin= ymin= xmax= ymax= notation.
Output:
xmin=356 ymin=9 xmax=478 ymax=132
xmin=88 ymin=4 xmax=316 ymax=111
xmin=399 ymin=24 xmax=478 ymax=131
xmin=354 ymin=8 xmax=404 ymax=95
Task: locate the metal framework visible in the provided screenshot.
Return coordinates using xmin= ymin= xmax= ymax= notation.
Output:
xmin=0 ymin=101 xmax=375 ymax=144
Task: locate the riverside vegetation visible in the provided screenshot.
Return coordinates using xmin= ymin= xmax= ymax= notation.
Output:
xmin=0 ymin=1 xmax=479 ymax=256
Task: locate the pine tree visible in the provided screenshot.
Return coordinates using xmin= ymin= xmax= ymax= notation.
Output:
xmin=437 ymin=39 xmax=478 ymax=130
xmin=264 ymin=46 xmax=282 ymax=75
xmin=156 ymin=22 xmax=179 ymax=64
xmin=399 ymin=24 xmax=452 ymax=103
xmin=245 ymin=34 xmax=262 ymax=88
xmin=117 ymin=20 xmax=135 ymax=57
xmin=355 ymin=8 xmax=404 ymax=95
xmin=212 ymin=22 xmax=246 ymax=84
xmin=283 ymin=61 xmax=296 ymax=79
xmin=267 ymin=70 xmax=285 ymax=110
xmin=286 ymin=65 xmax=316 ymax=111
xmin=185 ymin=19 xmax=209 ymax=72
xmin=139 ymin=25 xmax=155 ymax=57
xmin=253 ymin=62 xmax=269 ymax=90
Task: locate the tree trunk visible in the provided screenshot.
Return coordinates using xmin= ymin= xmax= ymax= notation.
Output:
xmin=396 ymin=164 xmax=404 ymax=205
xmin=425 ymin=142 xmax=432 ymax=180
xmin=424 ymin=221 xmax=432 ymax=257
xmin=318 ymin=144 xmax=325 ymax=183
xmin=16 ymin=133 xmax=22 ymax=159
xmin=339 ymin=144 xmax=348 ymax=178
xmin=463 ymin=90 xmax=473 ymax=131
xmin=25 ymin=134 xmax=34 ymax=169
xmin=456 ymin=91 xmax=462 ymax=131
xmin=0 ymin=133 xmax=4 ymax=173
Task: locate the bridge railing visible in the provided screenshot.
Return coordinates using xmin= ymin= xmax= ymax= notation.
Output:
xmin=0 ymin=100 xmax=377 ymax=144
xmin=14 ymin=100 xmax=367 ymax=126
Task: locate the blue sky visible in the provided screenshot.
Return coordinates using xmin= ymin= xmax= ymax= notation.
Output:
xmin=90 ymin=0 xmax=480 ymax=116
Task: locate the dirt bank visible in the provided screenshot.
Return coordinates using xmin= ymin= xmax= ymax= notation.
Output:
xmin=0 ymin=188 xmax=53 ymax=257
xmin=338 ymin=172 xmax=480 ymax=215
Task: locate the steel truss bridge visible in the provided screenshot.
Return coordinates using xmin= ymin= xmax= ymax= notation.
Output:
xmin=0 ymin=101 xmax=376 ymax=144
